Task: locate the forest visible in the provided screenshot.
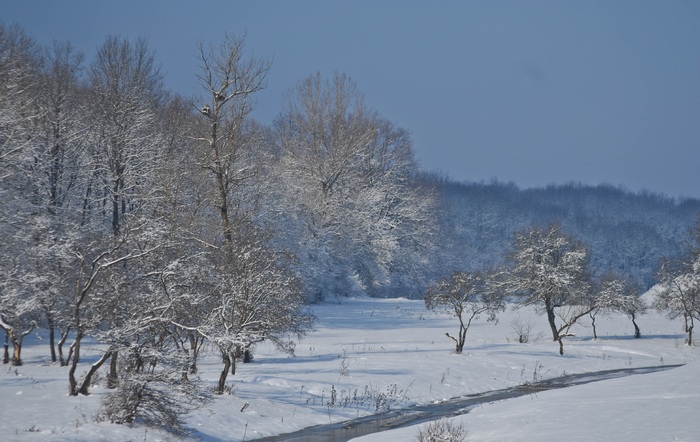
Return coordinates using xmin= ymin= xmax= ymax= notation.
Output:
xmin=2 ymin=23 xmax=699 ymax=434
xmin=428 ymin=177 xmax=700 ymax=290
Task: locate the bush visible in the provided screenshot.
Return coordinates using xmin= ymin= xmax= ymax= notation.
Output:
xmin=511 ymin=316 xmax=540 ymax=343
xmin=416 ymin=419 xmax=467 ymax=442
xmin=96 ymin=355 xmax=210 ymax=436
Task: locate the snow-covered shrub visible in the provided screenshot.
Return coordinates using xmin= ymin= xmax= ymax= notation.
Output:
xmin=97 ymin=355 xmax=210 ymax=435
xmin=416 ymin=419 xmax=467 ymax=442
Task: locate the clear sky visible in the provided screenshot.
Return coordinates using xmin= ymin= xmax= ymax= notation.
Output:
xmin=3 ymin=0 xmax=699 ymax=199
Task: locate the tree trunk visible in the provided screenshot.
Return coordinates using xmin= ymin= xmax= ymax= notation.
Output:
xmin=456 ymin=324 xmax=468 ymax=355
xmin=188 ymin=331 xmax=201 ymax=373
xmin=687 ymin=322 xmax=694 ymax=346
xmin=57 ymin=327 xmax=70 ymax=366
xmin=112 ymin=180 xmax=120 ymax=236
xmin=3 ymin=333 xmax=8 ymax=364
xmin=590 ymin=312 xmax=598 ymax=340
xmin=12 ymin=340 xmax=22 ymax=366
xmin=181 ymin=350 xmax=189 ymax=382
xmin=445 ymin=332 xmax=462 ymax=354
xmin=631 ymin=313 xmax=641 ymax=339
xmin=7 ymin=322 xmax=36 ymax=366
xmin=47 ymin=315 xmax=57 ymax=363
xmin=65 ymin=341 xmax=75 ymax=370
xmin=558 ymin=338 xmax=565 ymax=355
xmin=545 ymin=298 xmax=559 ymax=341
xmin=78 ymin=350 xmax=112 ymax=395
xmin=68 ymin=334 xmax=82 ymax=396
xmin=107 ymin=350 xmax=119 ymax=388
xmin=217 ymin=352 xmax=231 ymax=394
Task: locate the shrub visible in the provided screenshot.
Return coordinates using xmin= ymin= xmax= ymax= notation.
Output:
xmin=511 ymin=316 xmax=540 ymax=343
xmin=96 ymin=357 xmax=210 ymax=436
xmin=416 ymin=419 xmax=467 ymax=442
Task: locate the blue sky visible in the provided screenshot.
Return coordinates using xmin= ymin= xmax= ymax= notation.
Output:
xmin=4 ymin=1 xmax=700 ymax=198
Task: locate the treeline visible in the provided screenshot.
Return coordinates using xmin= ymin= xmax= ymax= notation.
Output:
xmin=427 ymin=176 xmax=700 ymax=288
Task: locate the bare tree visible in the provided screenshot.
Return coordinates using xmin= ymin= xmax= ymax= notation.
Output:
xmin=63 ymin=35 xmax=169 ymax=389
xmin=193 ymin=32 xmax=270 ymax=253
xmin=0 ymin=299 xmax=37 ymax=366
xmin=95 ymin=256 xmax=212 ymax=433
xmin=65 ymin=227 xmax=159 ymax=396
xmin=25 ymin=40 xmax=87 ymax=363
xmin=424 ymin=270 xmax=504 ymax=353
xmin=652 ymin=216 xmax=700 ymax=345
xmin=0 ymin=23 xmax=39 ymax=171
xmin=87 ymin=35 xmax=164 ymax=236
xmin=191 ymin=34 xmax=313 ymax=394
xmin=0 ymin=24 xmax=43 ymax=366
xmin=591 ymin=272 xmax=646 ymax=339
xmin=655 ymin=256 xmax=700 ymax=345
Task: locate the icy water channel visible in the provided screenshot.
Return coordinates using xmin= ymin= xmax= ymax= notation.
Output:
xmin=254 ymin=364 xmax=682 ymax=442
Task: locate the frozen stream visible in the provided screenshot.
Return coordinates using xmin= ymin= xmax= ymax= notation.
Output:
xmin=254 ymin=364 xmax=683 ymax=442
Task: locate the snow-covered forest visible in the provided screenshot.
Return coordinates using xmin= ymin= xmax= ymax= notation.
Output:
xmin=428 ymin=178 xmax=700 ymax=289
xmin=2 ymin=24 xmax=700 ymax=439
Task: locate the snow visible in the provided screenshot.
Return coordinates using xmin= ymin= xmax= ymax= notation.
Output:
xmin=358 ymin=362 xmax=700 ymax=442
xmin=1 ymin=296 xmax=698 ymax=441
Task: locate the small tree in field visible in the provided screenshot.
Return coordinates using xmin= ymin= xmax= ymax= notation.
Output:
xmin=424 ymin=270 xmax=504 ymax=354
xmin=654 ymin=215 xmax=700 ymax=346
xmin=654 ymin=257 xmax=700 ymax=346
xmin=591 ymin=272 xmax=646 ymax=339
xmin=499 ymin=223 xmax=593 ymax=355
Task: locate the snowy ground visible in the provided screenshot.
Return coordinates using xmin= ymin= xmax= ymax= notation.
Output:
xmin=1 ymin=295 xmax=697 ymax=441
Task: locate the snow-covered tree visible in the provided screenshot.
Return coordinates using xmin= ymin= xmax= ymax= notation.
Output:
xmin=86 ymin=35 xmax=165 ymax=236
xmin=274 ymin=72 xmax=437 ymax=298
xmin=20 ymin=40 xmax=88 ymax=363
xmin=653 ymin=216 xmax=700 ymax=345
xmin=0 ymin=23 xmax=38 ymax=173
xmin=591 ymin=272 xmax=646 ymax=339
xmin=500 ymin=223 xmax=593 ymax=355
xmin=192 ymin=32 xmax=270 ymax=254
xmin=0 ymin=24 xmax=44 ymax=366
xmin=655 ymin=256 xmax=700 ymax=345
xmin=191 ymin=34 xmax=313 ymax=394
xmin=64 ymin=225 xmax=161 ymax=395
xmin=424 ymin=270 xmax=504 ymax=353
xmin=0 ymin=278 xmax=37 ymax=365
xmin=57 ymin=35 xmax=172 ymax=394
xmin=197 ymin=233 xmax=314 ymax=394
xmin=150 ymin=95 xmax=210 ymax=376
xmin=93 ymin=249 xmax=212 ymax=433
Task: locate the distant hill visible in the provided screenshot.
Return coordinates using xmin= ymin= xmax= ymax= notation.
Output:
xmin=424 ymin=174 xmax=700 ymax=289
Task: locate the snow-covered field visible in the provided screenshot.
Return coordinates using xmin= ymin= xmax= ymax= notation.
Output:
xmin=1 ymin=296 xmax=698 ymax=441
